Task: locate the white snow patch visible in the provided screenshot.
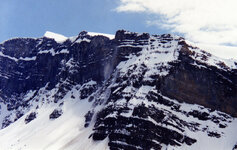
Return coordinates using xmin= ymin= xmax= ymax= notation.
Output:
xmin=19 ymin=56 xmax=36 ymax=61
xmin=38 ymin=48 xmax=69 ymax=56
xmin=0 ymin=83 xmax=109 ymax=150
xmin=117 ymin=35 xmax=180 ymax=78
xmin=87 ymin=32 xmax=115 ymax=40
xmin=0 ymin=51 xmax=36 ymax=62
xmin=0 ymin=51 xmax=18 ymax=61
xmin=44 ymin=31 xmax=68 ymax=43
xmin=186 ymin=40 xmax=237 ymax=70
xmin=69 ymin=36 xmax=91 ymax=44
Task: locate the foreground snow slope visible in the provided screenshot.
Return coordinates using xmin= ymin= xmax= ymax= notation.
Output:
xmin=0 ymin=84 xmax=236 ymax=150
xmin=0 ymin=86 xmax=108 ymax=150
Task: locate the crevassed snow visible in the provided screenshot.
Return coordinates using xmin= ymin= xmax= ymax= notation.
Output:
xmin=44 ymin=31 xmax=68 ymax=43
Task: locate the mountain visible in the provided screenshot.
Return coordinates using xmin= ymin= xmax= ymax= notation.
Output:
xmin=0 ymin=30 xmax=236 ymax=150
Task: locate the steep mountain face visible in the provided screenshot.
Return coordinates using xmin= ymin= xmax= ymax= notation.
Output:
xmin=161 ymin=43 xmax=237 ymax=116
xmin=0 ymin=30 xmax=236 ymax=150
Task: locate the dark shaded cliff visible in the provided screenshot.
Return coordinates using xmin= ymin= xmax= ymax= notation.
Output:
xmin=160 ymin=42 xmax=237 ymax=116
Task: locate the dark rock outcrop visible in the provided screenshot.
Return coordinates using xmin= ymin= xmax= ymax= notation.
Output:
xmin=49 ymin=109 xmax=63 ymax=120
xmin=233 ymin=143 xmax=237 ymax=150
xmin=160 ymin=42 xmax=237 ymax=116
xmin=25 ymin=112 xmax=37 ymax=124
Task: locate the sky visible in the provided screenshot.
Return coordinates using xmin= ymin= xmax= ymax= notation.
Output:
xmin=0 ymin=0 xmax=237 ymax=59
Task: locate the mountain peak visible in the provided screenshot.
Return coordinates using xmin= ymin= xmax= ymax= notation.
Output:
xmin=87 ymin=32 xmax=115 ymax=40
xmin=44 ymin=31 xmax=68 ymax=43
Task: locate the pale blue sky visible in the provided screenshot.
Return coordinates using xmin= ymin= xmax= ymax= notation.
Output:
xmin=0 ymin=0 xmax=167 ymax=42
xmin=1 ymin=0 xmax=236 ymax=58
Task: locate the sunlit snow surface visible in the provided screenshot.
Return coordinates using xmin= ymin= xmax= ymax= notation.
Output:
xmin=44 ymin=31 xmax=115 ymax=43
xmin=87 ymin=32 xmax=115 ymax=40
xmin=44 ymin=31 xmax=68 ymax=43
xmin=0 ymin=83 xmax=110 ymax=150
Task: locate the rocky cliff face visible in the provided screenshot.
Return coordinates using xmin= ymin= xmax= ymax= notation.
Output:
xmin=161 ymin=42 xmax=237 ymax=116
xmin=0 ymin=30 xmax=236 ymax=150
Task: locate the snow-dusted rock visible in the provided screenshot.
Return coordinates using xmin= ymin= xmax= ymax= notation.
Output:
xmin=0 ymin=30 xmax=236 ymax=150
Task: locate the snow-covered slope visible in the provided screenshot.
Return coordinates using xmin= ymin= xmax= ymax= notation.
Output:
xmin=0 ymin=82 xmax=236 ymax=150
xmin=0 ymin=83 xmax=109 ymax=150
xmin=0 ymin=30 xmax=236 ymax=150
